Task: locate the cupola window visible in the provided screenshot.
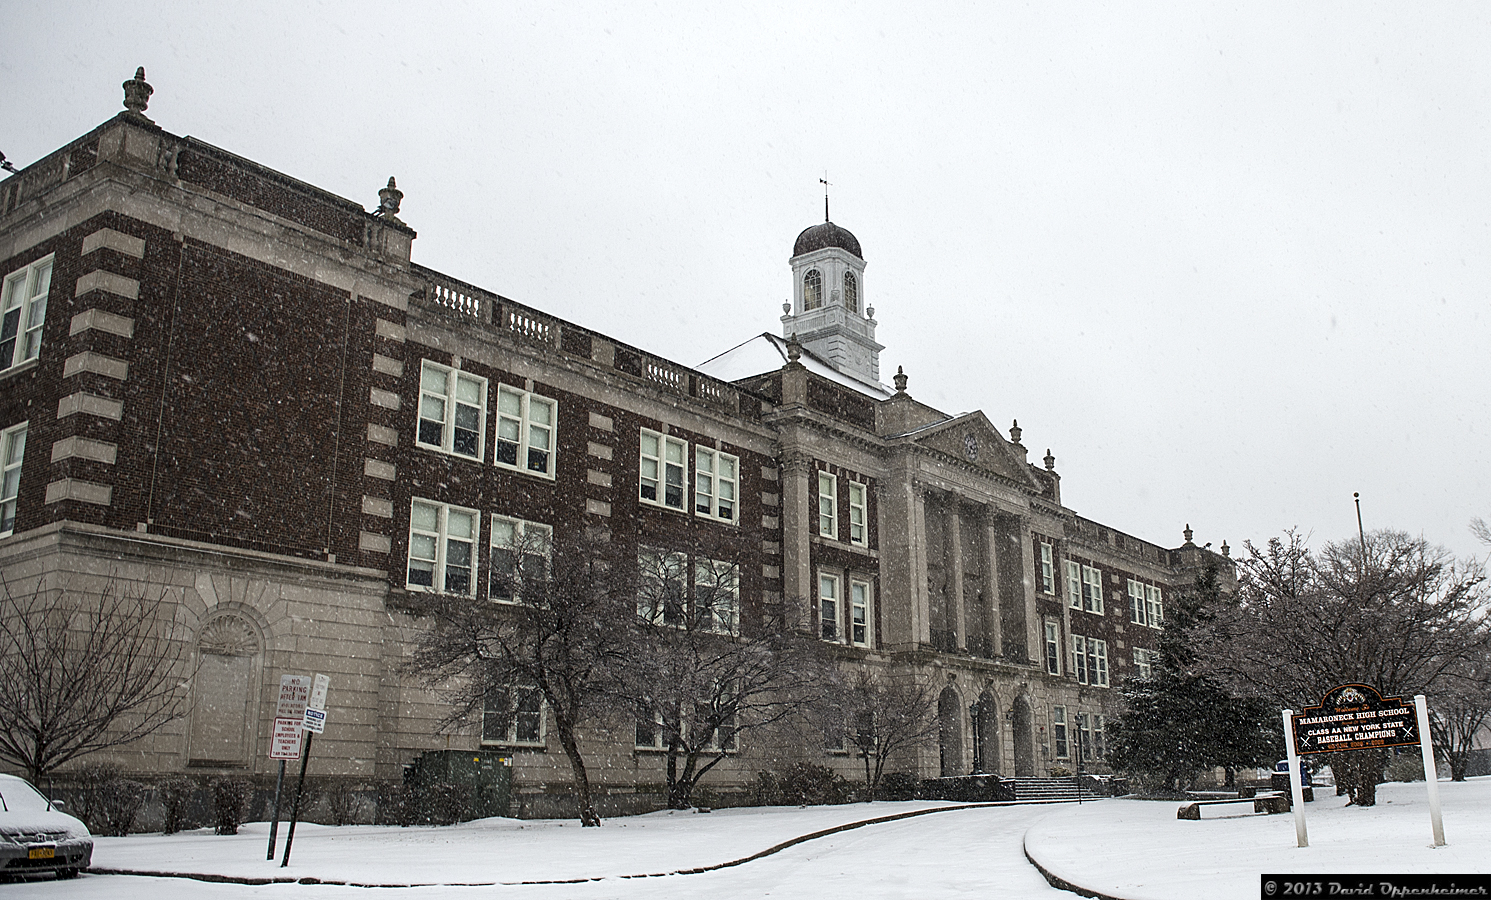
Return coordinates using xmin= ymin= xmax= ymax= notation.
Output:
xmin=803 ymin=269 xmax=823 ymax=311
xmin=843 ymin=271 xmax=858 ymax=313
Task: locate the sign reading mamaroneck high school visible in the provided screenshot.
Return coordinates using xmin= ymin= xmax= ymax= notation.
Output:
xmin=1290 ymin=684 xmax=1419 ymax=756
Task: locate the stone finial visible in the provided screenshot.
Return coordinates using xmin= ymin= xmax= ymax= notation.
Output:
xmin=893 ymin=365 xmax=908 ymax=393
xmin=376 ymin=177 xmax=404 ymax=222
xmin=866 ymin=305 xmax=875 ymax=320
xmin=786 ymin=334 xmax=802 ymax=363
xmin=1183 ymin=524 xmax=1194 ymax=545
xmin=1044 ymin=449 xmax=1055 ymax=471
xmin=1221 ymin=540 xmax=1230 ymax=557
xmin=122 ymin=67 xmax=153 ymax=119
xmin=1009 ymin=419 xmax=1022 ymax=445
xmin=782 ymin=301 xmax=791 ymax=315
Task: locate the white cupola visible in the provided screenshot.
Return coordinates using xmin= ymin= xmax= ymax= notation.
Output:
xmin=781 ymin=212 xmax=882 ymax=386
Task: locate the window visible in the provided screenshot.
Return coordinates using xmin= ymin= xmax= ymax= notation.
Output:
xmin=637 ymin=547 xmax=688 ymax=627
xmin=1043 ymin=621 xmax=1061 ymax=675
xmin=847 ymin=482 xmax=867 ymax=546
xmin=1146 ymin=585 xmax=1164 ymax=627
xmin=1128 ymin=579 xmax=1147 ymax=625
xmin=1039 ymin=542 xmax=1055 ymax=594
xmin=1052 ymin=705 xmax=1069 ymax=759
xmin=817 ymin=472 xmax=837 ymax=538
xmin=1133 ymin=647 xmax=1157 ymax=681
xmin=1066 ymin=560 xmax=1082 ymax=609
xmin=849 ymin=579 xmax=871 ymax=646
xmin=1082 ymin=565 xmax=1104 ymax=614
xmin=694 ymin=557 xmax=740 ymax=635
xmin=496 ymin=385 xmax=556 ymax=476
xmin=418 ymin=361 xmax=486 ymax=460
xmin=483 ymin=684 xmax=544 ymax=746
xmin=640 ymin=430 xmax=687 ymax=510
xmin=0 ymin=256 xmax=52 ymax=373
xmin=1076 ymin=712 xmax=1106 ymax=760
xmin=694 ymin=447 xmax=739 ymax=523
xmin=0 ymin=422 xmax=24 ymax=537
xmin=803 ymin=269 xmax=823 ymax=310
xmin=489 ymin=515 xmax=551 ymax=603
xmin=819 ymin=573 xmax=840 ymax=641
xmin=843 ymin=271 xmax=858 ymax=313
xmin=406 ymin=500 xmax=478 ymax=595
xmin=635 ymin=699 xmax=736 ymax=752
xmin=635 ymin=707 xmax=665 ymax=749
xmin=1072 ymin=635 xmax=1109 ymax=687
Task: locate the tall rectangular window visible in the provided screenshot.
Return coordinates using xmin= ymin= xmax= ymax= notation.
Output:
xmin=847 ymin=482 xmax=867 ymax=546
xmin=417 ymin=361 xmax=486 ymax=460
xmin=1146 ymin=585 xmax=1164 ymax=627
xmin=1072 ymin=635 xmax=1088 ymax=684
xmin=1044 ymin=621 xmax=1061 ymax=675
xmin=496 ymin=385 xmax=556 ymax=477
xmin=0 ymin=256 xmax=52 ymax=373
xmin=1133 ymin=647 xmax=1156 ymax=681
xmin=0 ymin=422 xmax=25 ymax=537
xmin=1076 ymin=712 xmax=1106 ymax=760
xmin=694 ymin=447 xmax=738 ymax=523
xmin=817 ymin=472 xmax=837 ymax=538
xmin=819 ymin=573 xmax=840 ymax=641
xmin=695 ymin=557 xmax=740 ymax=635
xmin=1052 ymin=705 xmax=1069 ymax=759
xmin=407 ymin=500 xmax=477 ymax=595
xmin=1089 ymin=639 xmax=1110 ymax=687
xmin=640 ymin=430 xmax=687 ymax=510
xmin=1128 ymin=578 xmax=1148 ymax=626
xmin=1039 ymin=542 xmax=1055 ymax=594
xmin=1066 ymin=560 xmax=1082 ymax=609
xmin=482 ymin=684 xmax=544 ymax=746
xmin=489 ymin=515 xmax=552 ymax=603
xmin=1082 ymin=565 xmax=1104 ymax=614
xmin=637 ymin=547 xmax=688 ymax=626
xmin=849 ymin=579 xmax=871 ymax=646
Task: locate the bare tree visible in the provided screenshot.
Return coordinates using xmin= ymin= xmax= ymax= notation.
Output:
xmin=406 ymin=529 xmax=633 ymax=826
xmin=0 ymin=577 xmax=191 ymax=783
xmin=836 ymin=668 xmax=939 ymax=799
xmin=1195 ymin=530 xmax=1491 ymax=806
xmin=1472 ymin=517 xmax=1491 ymax=547
xmin=1428 ymin=655 xmax=1491 ymax=781
xmin=628 ymin=549 xmax=839 ymax=809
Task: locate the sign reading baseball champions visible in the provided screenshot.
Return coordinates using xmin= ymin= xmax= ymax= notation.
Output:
xmin=1291 ymin=684 xmax=1419 ymax=755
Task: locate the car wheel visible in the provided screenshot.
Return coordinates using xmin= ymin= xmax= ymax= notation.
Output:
xmin=55 ymin=868 xmax=79 ymax=879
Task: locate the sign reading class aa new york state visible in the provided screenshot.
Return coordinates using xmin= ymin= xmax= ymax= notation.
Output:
xmin=1291 ymin=684 xmax=1419 ymax=755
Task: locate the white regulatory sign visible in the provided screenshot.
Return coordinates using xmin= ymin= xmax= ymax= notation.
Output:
xmin=302 ymin=707 xmax=327 ymax=734
xmin=308 ymin=674 xmax=331 ymax=712
xmin=275 ymin=674 xmax=312 ymax=719
xmin=269 ymin=717 xmax=303 ymax=759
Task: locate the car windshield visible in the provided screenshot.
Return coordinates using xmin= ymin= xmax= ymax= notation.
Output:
xmin=0 ymin=779 xmax=53 ymax=813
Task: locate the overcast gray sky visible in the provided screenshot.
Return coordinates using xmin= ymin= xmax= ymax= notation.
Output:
xmin=5 ymin=2 xmax=1487 ymax=562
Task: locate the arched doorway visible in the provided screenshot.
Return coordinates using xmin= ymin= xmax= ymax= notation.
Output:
xmin=938 ymin=685 xmax=963 ymax=777
xmin=1012 ymin=693 xmax=1036 ymax=776
xmin=189 ymin=612 xmax=262 ymax=766
xmin=976 ymin=690 xmax=1001 ymax=775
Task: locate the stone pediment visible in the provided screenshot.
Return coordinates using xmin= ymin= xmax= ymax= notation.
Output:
xmin=903 ymin=412 xmax=1038 ymax=487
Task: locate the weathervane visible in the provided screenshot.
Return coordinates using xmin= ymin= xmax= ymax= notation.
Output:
xmin=820 ymin=173 xmax=831 ymax=222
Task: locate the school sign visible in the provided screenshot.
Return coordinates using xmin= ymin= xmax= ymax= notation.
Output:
xmin=1290 ymin=684 xmax=1419 ymax=755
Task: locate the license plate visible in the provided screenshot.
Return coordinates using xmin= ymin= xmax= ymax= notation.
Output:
xmin=27 ymin=847 xmax=54 ymax=860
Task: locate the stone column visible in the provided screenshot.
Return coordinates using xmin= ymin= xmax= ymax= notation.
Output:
xmin=983 ymin=514 xmax=1003 ymax=658
xmin=911 ymin=483 xmax=931 ymax=647
xmin=779 ymin=449 xmax=814 ymax=630
xmin=948 ymin=500 xmax=966 ymax=652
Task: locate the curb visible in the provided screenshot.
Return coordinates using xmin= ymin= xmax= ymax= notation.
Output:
xmin=88 ymin=799 xmax=1081 ymax=888
xmin=1024 ymin=833 xmax=1126 ymax=900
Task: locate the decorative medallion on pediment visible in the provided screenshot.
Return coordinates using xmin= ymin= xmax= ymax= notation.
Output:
xmin=198 ymin=614 xmax=259 ymax=657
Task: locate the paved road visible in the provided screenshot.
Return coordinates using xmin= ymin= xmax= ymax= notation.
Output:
xmin=3 ymin=805 xmax=1071 ymax=899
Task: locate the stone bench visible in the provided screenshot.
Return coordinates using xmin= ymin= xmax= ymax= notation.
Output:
xmin=1177 ymin=792 xmax=1288 ymax=819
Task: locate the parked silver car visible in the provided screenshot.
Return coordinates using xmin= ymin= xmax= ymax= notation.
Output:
xmin=0 ymin=774 xmax=92 ymax=879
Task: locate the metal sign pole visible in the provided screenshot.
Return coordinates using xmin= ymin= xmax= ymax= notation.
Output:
xmin=1414 ymin=694 xmax=1446 ymax=847
xmin=266 ymin=759 xmax=286 ymax=860
xmin=1282 ymin=708 xmax=1308 ymax=848
xmin=280 ymin=731 xmax=313 ymax=867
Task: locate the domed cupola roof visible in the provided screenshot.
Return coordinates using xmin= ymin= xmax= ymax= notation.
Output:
xmin=793 ymin=220 xmax=863 ymax=260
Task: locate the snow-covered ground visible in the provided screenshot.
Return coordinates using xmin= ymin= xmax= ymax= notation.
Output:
xmin=5 ymin=778 xmax=1486 ymax=898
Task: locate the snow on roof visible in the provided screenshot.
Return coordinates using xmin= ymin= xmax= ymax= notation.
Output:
xmin=697 ymin=334 xmax=895 ymax=400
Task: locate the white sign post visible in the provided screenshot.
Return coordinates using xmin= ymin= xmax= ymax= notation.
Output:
xmin=1281 ymin=708 xmax=1309 ymax=848
xmin=1414 ymin=694 xmax=1446 ymax=847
